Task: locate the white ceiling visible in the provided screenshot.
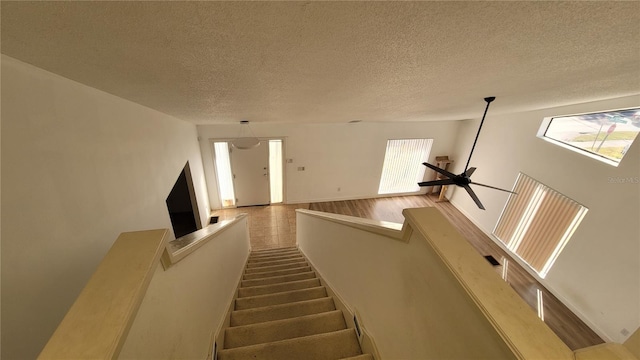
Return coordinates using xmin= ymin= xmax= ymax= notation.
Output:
xmin=1 ymin=1 xmax=638 ymax=124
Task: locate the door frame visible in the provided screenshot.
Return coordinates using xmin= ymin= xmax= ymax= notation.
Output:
xmin=209 ymin=137 xmax=287 ymax=208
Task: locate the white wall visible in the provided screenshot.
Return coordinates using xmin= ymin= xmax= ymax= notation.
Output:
xmin=197 ymin=121 xmax=461 ymax=209
xmin=119 ymin=219 xmax=249 ymax=359
xmin=447 ymin=95 xmax=640 ymax=343
xmin=0 ymin=56 xmax=210 ymax=359
xmin=297 ymin=213 xmax=517 ymax=359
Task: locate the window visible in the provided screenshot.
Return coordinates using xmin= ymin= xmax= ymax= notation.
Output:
xmin=378 ymin=139 xmax=433 ymax=195
xmin=269 ymin=139 xmax=283 ymax=203
xmin=493 ymin=173 xmax=588 ymax=278
xmin=213 ymin=142 xmax=236 ymax=207
xmin=539 ymin=108 xmax=640 ymax=167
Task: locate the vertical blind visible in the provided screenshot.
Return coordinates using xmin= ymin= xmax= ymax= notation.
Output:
xmin=493 ymin=173 xmax=588 ymax=278
xmin=378 ymin=139 xmax=433 ymax=195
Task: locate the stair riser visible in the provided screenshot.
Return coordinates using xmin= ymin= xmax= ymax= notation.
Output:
xmin=224 ymin=310 xmax=346 ymax=349
xmin=238 ymin=278 xmax=321 ymax=298
xmin=250 ymin=247 xmax=297 ymax=255
xmin=244 ymin=261 xmax=308 ymax=274
xmin=220 ymin=248 xmax=371 ymax=360
xmin=246 ymin=257 xmax=306 ymax=269
xmin=218 ymin=329 xmax=361 ymax=360
xmin=230 ymin=298 xmax=336 ymax=327
xmin=249 ymin=249 xmax=300 ymax=259
xmin=250 ymin=248 xmax=300 ymax=256
xmin=243 ymin=266 xmax=311 ymax=280
xmin=247 ymin=253 xmax=301 ymax=263
xmin=235 ymin=287 xmax=327 ymax=310
xmin=248 ymin=253 xmax=303 ymax=264
xmin=241 ymin=272 xmax=315 ymax=288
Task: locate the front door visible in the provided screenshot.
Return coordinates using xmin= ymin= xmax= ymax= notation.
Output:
xmin=230 ymin=142 xmax=270 ymax=207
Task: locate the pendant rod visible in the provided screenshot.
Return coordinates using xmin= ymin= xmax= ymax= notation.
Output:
xmin=464 ymin=97 xmax=495 ymax=173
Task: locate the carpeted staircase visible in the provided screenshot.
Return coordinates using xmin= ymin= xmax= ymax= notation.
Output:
xmin=217 ymin=247 xmax=373 ymax=360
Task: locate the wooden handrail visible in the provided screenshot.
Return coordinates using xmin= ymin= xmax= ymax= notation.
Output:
xmin=295 ymin=209 xmax=412 ymax=242
xmin=38 ymin=229 xmax=169 ymax=359
xmin=402 ymin=207 xmax=574 ymax=359
xmin=160 ymin=213 xmax=247 ymax=268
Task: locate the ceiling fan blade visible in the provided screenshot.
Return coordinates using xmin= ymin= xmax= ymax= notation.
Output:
xmin=464 ymin=97 xmax=495 ymax=174
xmin=465 ymin=167 xmax=476 ymax=177
xmin=471 ymin=182 xmax=517 ymax=194
xmin=463 ymin=184 xmax=485 ymax=210
xmin=422 ymin=162 xmax=457 ymax=179
xmin=418 ymin=179 xmax=456 ymax=187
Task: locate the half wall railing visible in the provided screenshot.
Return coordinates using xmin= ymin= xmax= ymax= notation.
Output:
xmin=38 ymin=214 xmax=249 ymax=359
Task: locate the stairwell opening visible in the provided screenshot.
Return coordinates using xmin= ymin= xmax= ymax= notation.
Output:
xmin=166 ymin=162 xmax=202 ymax=238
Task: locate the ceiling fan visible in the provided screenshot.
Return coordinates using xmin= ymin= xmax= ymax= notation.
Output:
xmin=418 ymin=97 xmax=516 ymax=210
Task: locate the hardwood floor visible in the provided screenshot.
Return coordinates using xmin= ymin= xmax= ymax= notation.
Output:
xmin=214 ymin=194 xmax=603 ymax=351
xmin=310 ymin=194 xmax=604 ymax=351
xmin=309 ymin=195 xmax=428 ymax=224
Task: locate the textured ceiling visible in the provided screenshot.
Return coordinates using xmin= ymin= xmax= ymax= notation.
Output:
xmin=1 ymin=1 xmax=639 ymax=124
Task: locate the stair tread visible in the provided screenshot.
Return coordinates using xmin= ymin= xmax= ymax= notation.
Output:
xmin=246 ymin=258 xmax=306 ymax=269
xmin=230 ymin=297 xmax=336 ymax=326
xmin=247 ymin=253 xmax=303 ymax=264
xmin=250 ymin=247 xmax=298 ymax=255
xmin=235 ymin=286 xmax=327 ymax=310
xmin=248 ymin=253 xmax=303 ymax=263
xmin=252 ymin=245 xmax=298 ymax=251
xmin=218 ymin=329 xmax=362 ymax=360
xmin=241 ymin=270 xmax=316 ymax=288
xmin=246 ymin=257 xmax=307 ymax=268
xmin=224 ymin=309 xmax=346 ymax=349
xmin=220 ymin=249 xmax=371 ymax=360
xmin=238 ymin=278 xmax=321 ymax=298
xmin=245 ymin=261 xmax=309 ymax=274
xmin=249 ymin=250 xmax=300 ymax=259
xmin=243 ymin=265 xmax=311 ymax=280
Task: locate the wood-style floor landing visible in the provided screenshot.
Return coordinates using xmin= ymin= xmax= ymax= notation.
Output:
xmin=214 ymin=194 xmax=603 ymax=351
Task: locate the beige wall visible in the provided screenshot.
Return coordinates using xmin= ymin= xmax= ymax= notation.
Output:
xmin=297 ymin=214 xmax=517 ymax=359
xmin=447 ymin=95 xmax=640 ymax=343
xmin=197 ymin=121 xmax=461 ymax=209
xmin=119 ymin=219 xmax=249 ymax=359
xmin=1 ymin=56 xmax=210 ymax=359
